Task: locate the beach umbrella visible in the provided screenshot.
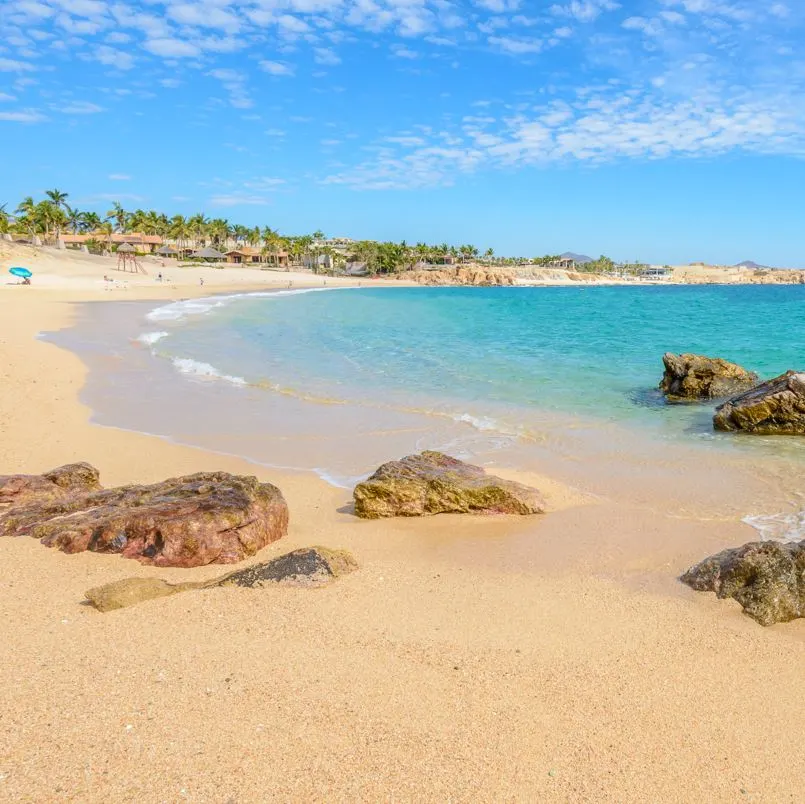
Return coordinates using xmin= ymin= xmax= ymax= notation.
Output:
xmin=9 ymin=267 xmax=32 ymax=278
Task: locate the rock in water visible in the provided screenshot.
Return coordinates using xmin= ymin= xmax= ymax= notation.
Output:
xmin=85 ymin=547 xmax=358 ymax=611
xmin=713 ymin=371 xmax=805 ymax=434
xmin=0 ymin=469 xmax=288 ymax=567
xmin=681 ymin=540 xmax=805 ymax=626
xmin=0 ymin=462 xmax=101 ymax=507
xmin=659 ymin=353 xmax=757 ymax=401
xmin=353 ymin=450 xmax=545 ymax=519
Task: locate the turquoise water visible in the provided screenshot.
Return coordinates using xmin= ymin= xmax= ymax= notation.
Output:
xmin=145 ymin=285 xmax=804 ymax=434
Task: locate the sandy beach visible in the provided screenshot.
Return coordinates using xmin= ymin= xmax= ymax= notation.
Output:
xmin=1 ymin=243 xmax=804 ymax=802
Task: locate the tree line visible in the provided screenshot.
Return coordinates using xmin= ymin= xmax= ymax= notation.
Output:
xmin=0 ymin=189 xmax=635 ymax=275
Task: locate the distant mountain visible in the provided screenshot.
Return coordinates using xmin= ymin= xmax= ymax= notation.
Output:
xmin=735 ymin=260 xmax=768 ymax=269
xmin=561 ymin=252 xmax=594 ymax=264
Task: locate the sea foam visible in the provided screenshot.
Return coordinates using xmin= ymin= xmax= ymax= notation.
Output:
xmin=171 ymin=357 xmax=247 ymax=386
xmin=742 ymin=510 xmax=805 ymax=544
xmin=136 ymin=331 xmax=170 ymax=346
xmin=146 ymin=286 xmax=345 ymax=324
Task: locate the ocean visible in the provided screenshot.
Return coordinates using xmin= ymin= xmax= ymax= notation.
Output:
xmin=52 ymin=284 xmax=805 ymax=540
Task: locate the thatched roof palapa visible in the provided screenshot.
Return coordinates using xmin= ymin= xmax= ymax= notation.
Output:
xmin=156 ymin=245 xmax=178 ymax=255
xmin=116 ymin=242 xmax=136 ymax=253
xmin=192 ymin=247 xmax=226 ymax=260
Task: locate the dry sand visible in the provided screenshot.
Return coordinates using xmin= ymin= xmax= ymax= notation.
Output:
xmin=1 ymin=244 xmax=804 ymax=802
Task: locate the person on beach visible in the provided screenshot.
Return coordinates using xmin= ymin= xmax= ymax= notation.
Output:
xmin=158 ymin=272 xmax=163 ymax=282
xmin=200 ymin=278 xmax=205 ymax=287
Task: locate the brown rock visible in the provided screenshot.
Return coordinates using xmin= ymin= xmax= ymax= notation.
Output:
xmin=681 ymin=540 xmax=805 ymax=626
xmin=353 ymin=450 xmax=545 ymax=519
xmin=0 ymin=469 xmax=288 ymax=567
xmin=659 ymin=353 xmax=758 ymax=401
xmin=714 ymin=371 xmax=805 ymax=434
xmin=85 ymin=547 xmax=358 ymax=611
xmin=0 ymin=462 xmax=101 ymax=508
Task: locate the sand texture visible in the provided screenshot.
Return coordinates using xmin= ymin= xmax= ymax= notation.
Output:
xmin=1 ymin=243 xmax=804 ymax=802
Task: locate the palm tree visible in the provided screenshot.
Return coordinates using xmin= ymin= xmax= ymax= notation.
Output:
xmin=188 ymin=213 xmax=209 ymax=248
xmin=64 ymin=204 xmax=84 ymax=234
xmin=98 ymin=221 xmax=114 ymax=250
xmin=45 ymin=188 xmax=69 ymax=210
xmin=81 ymin=211 xmax=102 ymax=233
xmin=106 ymin=202 xmax=128 ymax=232
xmin=0 ymin=203 xmax=9 ymax=234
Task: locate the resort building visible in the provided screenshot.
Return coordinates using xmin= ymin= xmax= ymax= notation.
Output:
xmin=59 ymin=233 xmax=163 ymax=252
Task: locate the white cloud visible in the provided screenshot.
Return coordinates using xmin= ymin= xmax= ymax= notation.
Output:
xmin=0 ymin=58 xmax=35 ymax=72
xmin=168 ymin=4 xmax=241 ymax=32
xmin=0 ymin=93 xmax=17 ymax=101
xmin=550 ymin=0 xmax=619 ymax=22
xmin=108 ymin=173 xmax=131 ymax=180
xmin=61 ymin=100 xmax=103 ymax=114
xmin=314 ymin=47 xmax=341 ymax=65
xmin=93 ymin=44 xmax=134 ymax=69
xmin=210 ymin=194 xmax=273 ymax=206
xmin=259 ymin=60 xmax=294 ymax=76
xmin=488 ymin=36 xmax=545 ymax=54
xmin=0 ymin=110 xmax=46 ymax=122
xmin=144 ymin=38 xmax=200 ymax=58
xmin=392 ymin=45 xmax=419 ymax=59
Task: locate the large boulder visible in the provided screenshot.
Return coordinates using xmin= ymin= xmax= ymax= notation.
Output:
xmin=0 ymin=462 xmax=101 ymax=507
xmin=0 ymin=467 xmax=288 ymax=568
xmin=714 ymin=371 xmax=805 ymax=434
xmin=681 ymin=540 xmax=805 ymax=626
xmin=85 ymin=547 xmax=358 ymax=611
xmin=353 ymin=450 xmax=545 ymax=519
xmin=659 ymin=353 xmax=757 ymax=401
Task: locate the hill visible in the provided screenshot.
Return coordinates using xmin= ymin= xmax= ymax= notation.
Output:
xmin=735 ymin=260 xmax=767 ymax=269
xmin=561 ymin=252 xmax=593 ymax=264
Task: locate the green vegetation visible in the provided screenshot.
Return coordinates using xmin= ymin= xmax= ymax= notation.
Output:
xmin=1 ymin=190 xmax=640 ymax=277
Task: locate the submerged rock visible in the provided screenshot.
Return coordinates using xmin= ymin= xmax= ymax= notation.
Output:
xmin=0 ymin=467 xmax=288 ymax=567
xmin=659 ymin=353 xmax=757 ymax=401
xmin=713 ymin=371 xmax=805 ymax=434
xmin=681 ymin=540 xmax=805 ymax=626
xmin=85 ymin=547 xmax=358 ymax=612
xmin=0 ymin=462 xmax=101 ymax=507
xmin=353 ymin=450 xmax=545 ymax=519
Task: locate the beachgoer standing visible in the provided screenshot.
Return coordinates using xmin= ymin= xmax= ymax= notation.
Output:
xmin=200 ymin=278 xmax=205 ymax=287
xmin=158 ymin=272 xmax=163 ymax=282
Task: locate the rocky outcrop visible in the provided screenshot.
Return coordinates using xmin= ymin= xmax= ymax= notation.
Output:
xmin=85 ymin=547 xmax=358 ymax=611
xmin=0 ymin=462 xmax=101 ymax=507
xmin=353 ymin=450 xmax=545 ymax=519
xmin=713 ymin=371 xmax=805 ymax=434
xmin=402 ymin=267 xmax=517 ymax=286
xmin=659 ymin=353 xmax=758 ymax=401
xmin=681 ymin=540 xmax=805 ymax=626
xmin=0 ymin=466 xmax=288 ymax=567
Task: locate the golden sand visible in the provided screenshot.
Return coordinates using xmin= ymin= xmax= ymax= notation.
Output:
xmin=1 ymin=244 xmax=804 ymax=802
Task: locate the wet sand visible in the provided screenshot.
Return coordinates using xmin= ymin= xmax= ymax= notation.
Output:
xmin=1 ymin=251 xmax=805 ymax=801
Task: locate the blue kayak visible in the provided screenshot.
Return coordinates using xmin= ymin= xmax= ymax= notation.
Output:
xmin=9 ymin=267 xmax=32 ymax=278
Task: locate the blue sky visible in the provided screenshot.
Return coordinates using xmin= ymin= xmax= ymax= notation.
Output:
xmin=1 ymin=0 xmax=803 ymax=265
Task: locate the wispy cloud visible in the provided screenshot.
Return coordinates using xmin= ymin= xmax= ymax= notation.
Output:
xmin=0 ymin=109 xmax=47 ymax=123
xmin=108 ymin=173 xmax=131 ymax=180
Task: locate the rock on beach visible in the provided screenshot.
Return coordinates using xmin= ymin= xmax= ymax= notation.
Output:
xmin=0 ymin=465 xmax=288 ymax=567
xmin=353 ymin=450 xmax=545 ymax=519
xmin=681 ymin=540 xmax=805 ymax=626
xmin=85 ymin=546 xmax=359 ymax=611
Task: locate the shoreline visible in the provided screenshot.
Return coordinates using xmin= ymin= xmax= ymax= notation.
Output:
xmin=2 ymin=263 xmax=805 ymax=800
